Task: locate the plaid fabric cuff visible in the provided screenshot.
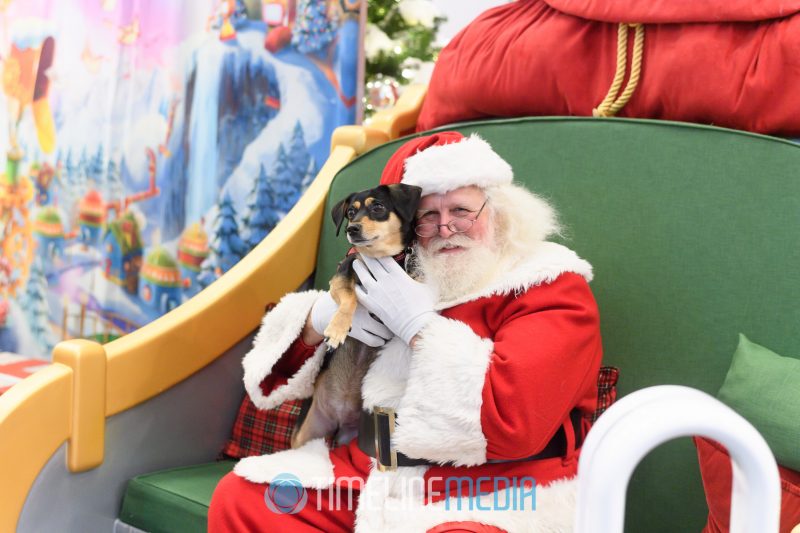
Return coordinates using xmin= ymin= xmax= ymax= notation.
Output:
xmin=222 ymin=395 xmax=305 ymax=459
xmin=591 ymin=365 xmax=620 ymax=422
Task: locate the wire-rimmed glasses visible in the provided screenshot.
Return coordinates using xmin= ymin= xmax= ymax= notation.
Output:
xmin=414 ymin=200 xmax=487 ymax=238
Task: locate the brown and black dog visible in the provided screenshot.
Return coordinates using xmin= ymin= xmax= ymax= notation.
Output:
xmin=291 ymin=183 xmax=422 ymax=449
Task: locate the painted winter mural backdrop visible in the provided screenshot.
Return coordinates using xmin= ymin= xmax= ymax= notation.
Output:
xmin=0 ymin=0 xmax=362 ymax=358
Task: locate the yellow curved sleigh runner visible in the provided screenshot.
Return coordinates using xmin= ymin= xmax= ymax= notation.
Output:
xmin=4 ymin=82 xmax=800 ymax=533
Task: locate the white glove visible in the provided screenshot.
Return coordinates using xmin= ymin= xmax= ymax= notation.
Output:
xmin=309 ymin=292 xmax=392 ymax=347
xmin=353 ymin=256 xmax=437 ymax=345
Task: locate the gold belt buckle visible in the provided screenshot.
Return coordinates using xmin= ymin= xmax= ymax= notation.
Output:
xmin=373 ymin=406 xmax=398 ymax=472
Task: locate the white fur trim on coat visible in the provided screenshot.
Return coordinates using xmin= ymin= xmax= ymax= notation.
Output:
xmin=403 ymin=134 xmax=513 ymax=196
xmin=234 ymin=438 xmax=335 ymax=489
xmin=435 ymin=242 xmax=594 ymax=310
xmin=361 ymin=337 xmax=413 ymax=412
xmin=355 ymin=468 xmax=578 ymax=533
xmin=392 ymin=315 xmax=494 ymax=466
xmin=242 ymin=290 xmax=327 ymax=410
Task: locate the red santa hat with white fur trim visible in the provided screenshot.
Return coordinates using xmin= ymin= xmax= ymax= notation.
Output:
xmin=379 ymin=131 xmax=513 ymax=195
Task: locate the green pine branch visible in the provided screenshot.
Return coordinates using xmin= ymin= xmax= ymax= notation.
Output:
xmin=365 ymin=0 xmax=444 ymax=116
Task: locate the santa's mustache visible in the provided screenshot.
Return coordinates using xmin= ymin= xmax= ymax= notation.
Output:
xmin=422 ymin=234 xmax=479 ymax=253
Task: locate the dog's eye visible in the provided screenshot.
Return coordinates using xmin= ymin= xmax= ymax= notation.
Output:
xmin=370 ymin=203 xmax=386 ymax=214
xmin=346 ymin=206 xmax=357 ymax=218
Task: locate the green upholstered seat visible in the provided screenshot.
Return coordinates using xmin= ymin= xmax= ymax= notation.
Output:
xmin=119 ymin=461 xmax=234 ymax=533
xmin=120 ymin=117 xmax=800 ymax=532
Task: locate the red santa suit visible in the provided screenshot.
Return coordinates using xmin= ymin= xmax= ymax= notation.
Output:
xmin=209 ymin=240 xmax=602 ymax=533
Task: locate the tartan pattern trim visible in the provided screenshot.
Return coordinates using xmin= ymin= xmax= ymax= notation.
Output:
xmin=591 ymin=365 xmax=620 ymax=422
xmin=222 ymin=395 xmax=305 ymax=459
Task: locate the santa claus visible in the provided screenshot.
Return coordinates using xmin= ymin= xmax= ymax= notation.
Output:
xmin=209 ymin=132 xmax=603 ymax=532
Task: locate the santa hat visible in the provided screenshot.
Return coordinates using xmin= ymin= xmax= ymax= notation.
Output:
xmin=379 ymin=132 xmax=513 ymax=195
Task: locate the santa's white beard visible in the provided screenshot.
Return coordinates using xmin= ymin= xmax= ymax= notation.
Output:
xmin=413 ymin=234 xmax=504 ymax=303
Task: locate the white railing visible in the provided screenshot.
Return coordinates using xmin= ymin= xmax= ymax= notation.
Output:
xmin=574 ymin=385 xmax=781 ymax=533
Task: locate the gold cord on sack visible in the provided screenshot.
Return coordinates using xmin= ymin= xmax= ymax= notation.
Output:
xmin=593 ymin=23 xmax=645 ymax=118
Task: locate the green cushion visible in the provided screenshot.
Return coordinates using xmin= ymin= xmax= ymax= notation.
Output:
xmin=315 ymin=117 xmax=800 ymax=532
xmin=119 ymin=461 xmax=234 ymax=533
xmin=717 ymin=334 xmax=800 ymax=471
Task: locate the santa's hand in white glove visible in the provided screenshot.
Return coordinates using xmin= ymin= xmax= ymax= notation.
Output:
xmin=309 ymin=292 xmax=393 ymax=348
xmin=353 ymin=256 xmax=437 ymax=345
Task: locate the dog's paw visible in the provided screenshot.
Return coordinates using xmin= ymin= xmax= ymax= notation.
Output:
xmin=325 ymin=310 xmax=353 ymax=349
xmin=325 ymin=321 xmax=350 ymax=348
xmin=324 ymin=324 xmax=348 ymax=348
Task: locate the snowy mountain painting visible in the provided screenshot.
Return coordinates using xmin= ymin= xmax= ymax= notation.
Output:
xmin=0 ymin=0 xmax=363 ymax=358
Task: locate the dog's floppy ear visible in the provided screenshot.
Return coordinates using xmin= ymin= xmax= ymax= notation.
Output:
xmin=386 ymin=184 xmax=423 ymax=224
xmin=331 ymin=193 xmax=354 ymax=236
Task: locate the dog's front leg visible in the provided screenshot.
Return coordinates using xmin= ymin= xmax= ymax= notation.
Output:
xmin=324 ymin=255 xmax=358 ymax=348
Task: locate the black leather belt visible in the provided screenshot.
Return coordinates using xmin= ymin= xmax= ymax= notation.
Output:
xmin=357 ymin=407 xmax=584 ymax=472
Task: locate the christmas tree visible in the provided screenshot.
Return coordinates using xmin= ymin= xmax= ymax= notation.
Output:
xmin=23 ymin=258 xmax=52 ymax=353
xmin=291 ymin=0 xmax=337 ymax=55
xmin=75 ymin=148 xmax=89 ymax=196
xmin=287 ymin=122 xmax=311 ymax=179
xmin=61 ymin=148 xmax=88 ymax=224
xmin=269 ymin=144 xmax=302 ymax=215
xmin=243 ymin=164 xmax=281 ymax=251
xmin=63 ymin=150 xmax=76 ymax=183
xmin=364 ymin=0 xmax=444 ymax=117
xmin=90 ymin=145 xmax=105 ymax=183
xmin=198 ymin=192 xmax=248 ymax=288
xmin=106 ymin=158 xmax=124 ymax=203
xmin=300 ymin=156 xmax=317 ymax=192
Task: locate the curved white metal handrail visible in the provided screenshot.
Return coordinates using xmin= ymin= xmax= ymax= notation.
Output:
xmin=574 ymin=385 xmax=780 ymax=533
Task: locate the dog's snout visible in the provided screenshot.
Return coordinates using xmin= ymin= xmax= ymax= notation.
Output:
xmin=346 ymin=224 xmax=362 ymax=236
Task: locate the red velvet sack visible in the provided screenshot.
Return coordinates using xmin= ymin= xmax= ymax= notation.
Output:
xmin=418 ymin=0 xmax=800 ymax=136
